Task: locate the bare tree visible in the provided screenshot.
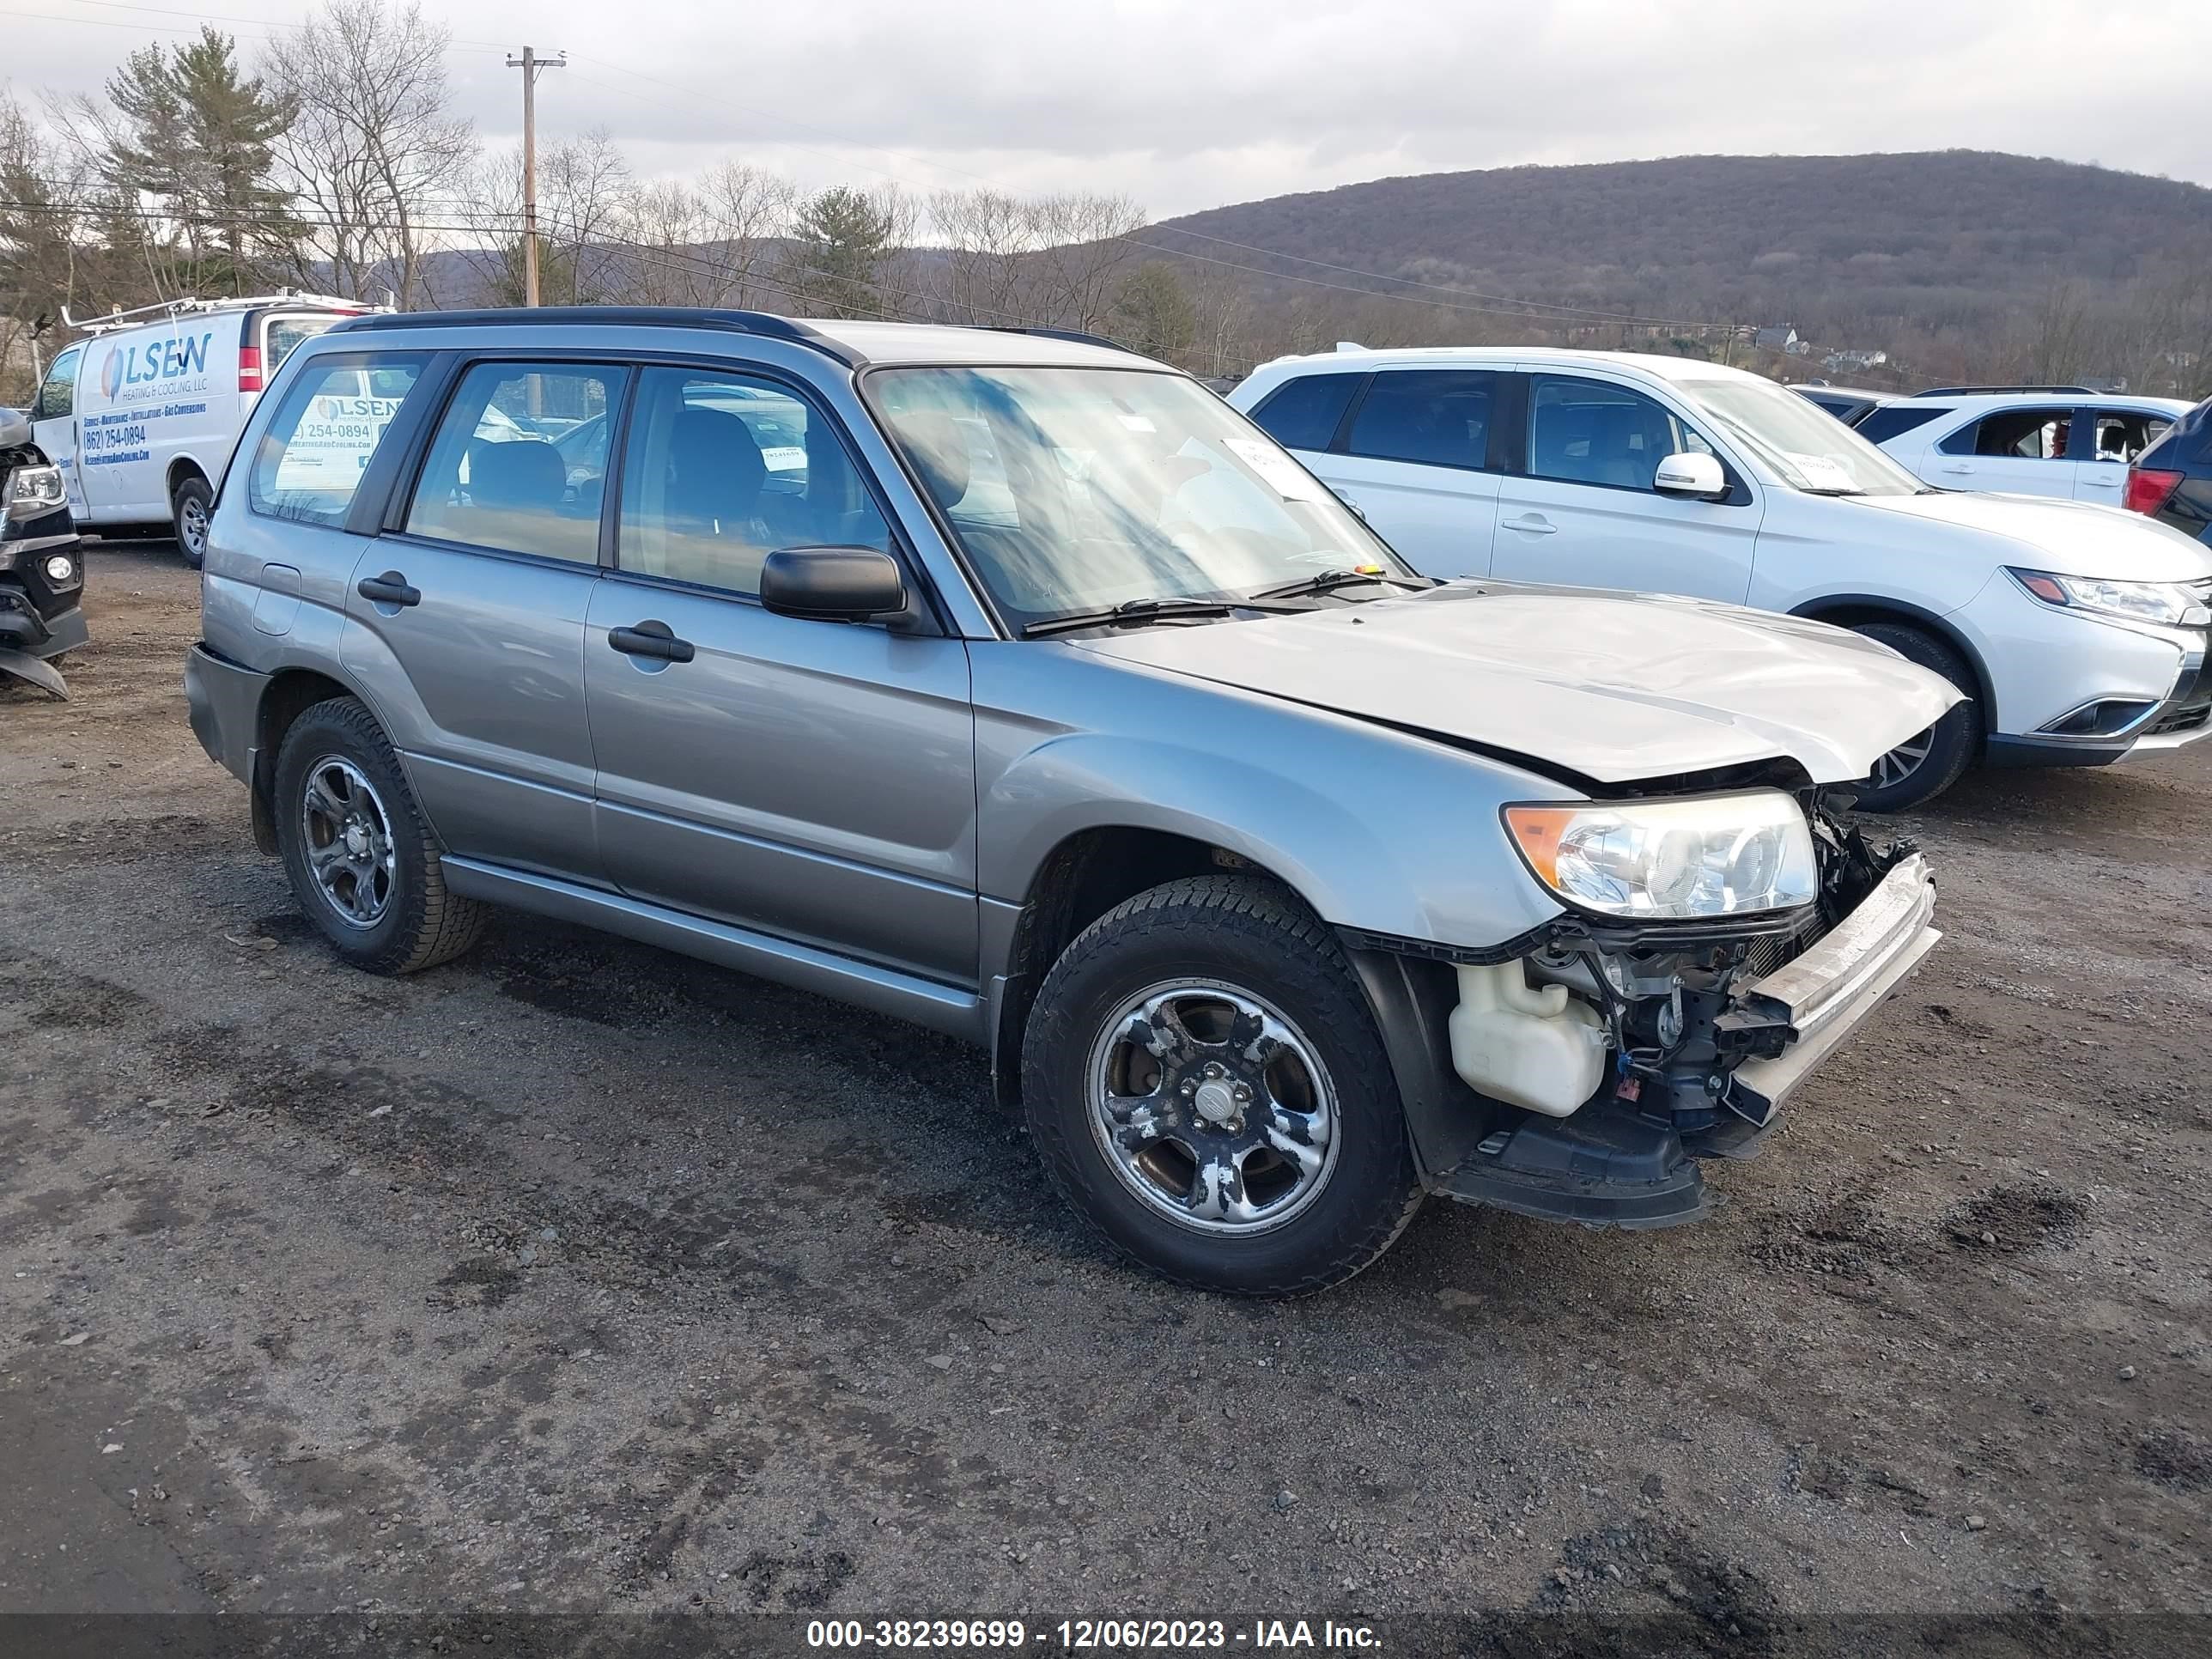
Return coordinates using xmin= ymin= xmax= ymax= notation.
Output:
xmin=927 ymin=187 xmax=1037 ymax=325
xmin=612 ymin=161 xmax=793 ymax=307
xmin=261 ymin=0 xmax=474 ymax=307
xmin=1024 ymin=192 xmax=1146 ymax=332
xmin=462 ymin=128 xmax=631 ymax=307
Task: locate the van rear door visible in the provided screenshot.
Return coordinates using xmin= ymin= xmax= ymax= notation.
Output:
xmin=252 ymin=310 xmax=358 ymax=404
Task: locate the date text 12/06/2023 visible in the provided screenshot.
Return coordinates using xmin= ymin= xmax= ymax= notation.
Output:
xmin=804 ymin=1619 xmax=1383 ymax=1650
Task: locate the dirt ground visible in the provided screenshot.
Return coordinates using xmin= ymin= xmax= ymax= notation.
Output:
xmin=3 ymin=544 xmax=2208 ymax=1651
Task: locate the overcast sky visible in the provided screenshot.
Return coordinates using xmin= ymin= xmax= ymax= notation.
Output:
xmin=17 ymin=0 xmax=2212 ymax=217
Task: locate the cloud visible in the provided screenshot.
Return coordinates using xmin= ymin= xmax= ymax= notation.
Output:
xmin=14 ymin=0 xmax=2209 ymax=216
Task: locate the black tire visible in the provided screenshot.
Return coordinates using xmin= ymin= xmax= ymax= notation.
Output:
xmin=171 ymin=473 xmax=213 ymax=570
xmin=273 ymin=696 xmax=487 ymax=974
xmin=1847 ymin=622 xmax=1983 ymax=811
xmin=1021 ymin=874 xmax=1422 ymax=1297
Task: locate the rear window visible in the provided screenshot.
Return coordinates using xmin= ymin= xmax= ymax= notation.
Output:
xmin=2140 ymin=398 xmax=2212 ymax=468
xmin=248 ymin=352 xmax=426 ymax=527
xmin=263 ymin=314 xmax=349 ymax=375
xmin=1247 ymin=373 xmax=1362 ymax=452
xmin=1856 ymin=404 xmax=1954 ymax=445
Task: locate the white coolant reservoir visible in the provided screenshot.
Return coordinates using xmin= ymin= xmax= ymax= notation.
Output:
xmin=1448 ymin=962 xmax=1609 ymax=1119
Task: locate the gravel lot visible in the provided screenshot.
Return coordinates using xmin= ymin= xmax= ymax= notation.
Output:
xmin=3 ymin=544 xmax=2209 ymax=1648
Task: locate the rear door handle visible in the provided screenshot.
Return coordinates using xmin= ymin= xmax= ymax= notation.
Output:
xmin=356 ymin=570 xmax=421 ymax=607
xmin=1939 ymin=464 xmax=1974 ymax=475
xmin=2080 ymin=472 xmax=2120 ymax=487
xmin=607 ymin=619 xmax=696 ymax=664
xmin=1502 ymin=514 xmax=1557 ymax=536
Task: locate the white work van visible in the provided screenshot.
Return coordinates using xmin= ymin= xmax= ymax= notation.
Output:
xmin=30 ymin=292 xmax=374 ymax=565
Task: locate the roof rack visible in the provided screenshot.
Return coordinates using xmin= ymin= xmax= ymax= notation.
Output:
xmin=983 ymin=325 xmax=1132 ymax=353
xmin=63 ymin=288 xmax=380 ymax=335
xmin=324 ymin=306 xmax=866 ymax=368
xmin=1913 ymin=384 xmax=2097 ymax=398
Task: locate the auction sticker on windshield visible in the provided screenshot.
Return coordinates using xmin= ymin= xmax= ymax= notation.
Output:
xmin=1224 ymin=436 xmax=1332 ymax=502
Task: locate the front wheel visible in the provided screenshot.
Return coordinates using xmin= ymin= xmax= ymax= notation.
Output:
xmin=1021 ymin=875 xmax=1421 ymax=1296
xmin=1848 ymin=622 xmax=1983 ymax=811
xmin=171 ymin=474 xmax=214 ymax=569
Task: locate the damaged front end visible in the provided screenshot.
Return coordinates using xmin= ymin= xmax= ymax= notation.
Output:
xmin=0 ymin=414 xmax=85 ymax=700
xmin=1351 ymin=792 xmax=1940 ymax=1229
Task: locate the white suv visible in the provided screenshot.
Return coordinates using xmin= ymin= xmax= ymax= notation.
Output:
xmin=1857 ymin=386 xmax=2194 ymax=503
xmin=1229 ymin=347 xmax=2212 ymax=810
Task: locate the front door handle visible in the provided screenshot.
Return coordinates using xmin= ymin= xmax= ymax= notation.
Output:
xmin=607 ymin=619 xmax=696 ymax=664
xmin=356 ymin=570 xmax=421 ymax=607
xmin=1502 ymin=514 xmax=1557 ymax=536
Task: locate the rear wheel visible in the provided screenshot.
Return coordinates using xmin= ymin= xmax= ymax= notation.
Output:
xmin=1022 ymin=875 xmax=1421 ymax=1296
xmin=273 ymin=696 xmax=487 ymax=974
xmin=171 ymin=474 xmax=213 ymax=570
xmin=1848 ymin=622 xmax=1982 ymax=811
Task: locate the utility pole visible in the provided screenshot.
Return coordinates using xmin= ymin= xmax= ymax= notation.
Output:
xmin=506 ymin=46 xmax=566 ymax=307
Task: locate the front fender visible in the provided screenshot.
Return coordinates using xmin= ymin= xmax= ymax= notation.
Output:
xmin=969 ymin=641 xmax=1574 ymax=951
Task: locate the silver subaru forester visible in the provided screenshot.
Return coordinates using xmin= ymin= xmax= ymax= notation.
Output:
xmin=185 ymin=309 xmax=1956 ymax=1294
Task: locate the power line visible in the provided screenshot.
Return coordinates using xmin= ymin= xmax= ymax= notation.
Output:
xmin=13 ymin=0 xmax=510 ymax=49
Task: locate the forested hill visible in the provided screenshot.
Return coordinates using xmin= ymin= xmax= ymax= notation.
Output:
xmin=1144 ymin=150 xmax=2212 ymax=341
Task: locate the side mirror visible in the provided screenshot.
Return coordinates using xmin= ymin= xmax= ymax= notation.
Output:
xmin=0 ymin=409 xmax=30 ymax=449
xmin=1653 ymin=451 xmax=1727 ymax=499
xmin=759 ymin=545 xmax=908 ymax=623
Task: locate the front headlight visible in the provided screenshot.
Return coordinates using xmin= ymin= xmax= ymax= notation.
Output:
xmin=1504 ymin=791 xmax=1818 ymax=921
xmin=5 ymin=463 xmax=65 ymax=520
xmin=2007 ymin=568 xmax=2208 ymax=629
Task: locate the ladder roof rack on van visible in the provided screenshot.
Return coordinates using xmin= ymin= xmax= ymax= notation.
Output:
xmin=62 ymin=289 xmax=380 ymax=335
xmin=324 ymin=307 xmax=866 ymax=368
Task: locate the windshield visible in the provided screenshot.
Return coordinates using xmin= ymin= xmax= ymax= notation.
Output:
xmin=867 ymin=365 xmax=1408 ymax=632
xmin=1680 ymin=377 xmax=1925 ymax=497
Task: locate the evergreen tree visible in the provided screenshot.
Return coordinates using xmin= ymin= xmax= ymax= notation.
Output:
xmin=103 ymin=27 xmax=298 ymax=293
xmin=784 ymin=186 xmax=897 ymax=319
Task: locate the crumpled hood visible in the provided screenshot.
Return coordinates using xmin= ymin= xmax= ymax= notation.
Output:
xmin=1073 ymin=583 xmax=1963 ymax=787
xmin=1847 ymin=489 xmax=2212 ymax=581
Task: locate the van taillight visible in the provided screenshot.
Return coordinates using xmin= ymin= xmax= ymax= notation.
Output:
xmin=238 ymin=345 xmax=264 ymax=393
xmin=2124 ymin=466 xmax=2183 ymax=515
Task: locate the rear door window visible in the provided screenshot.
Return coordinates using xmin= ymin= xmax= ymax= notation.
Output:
xmin=404 ymin=362 xmax=621 ymax=562
xmin=1247 ymin=373 xmax=1362 ymax=452
xmin=1940 ymin=407 xmax=2077 ymax=459
xmin=2090 ymin=411 xmax=2172 ymax=465
xmin=247 ymin=351 xmax=427 ymax=527
xmin=1346 ymin=369 xmax=1498 ymax=470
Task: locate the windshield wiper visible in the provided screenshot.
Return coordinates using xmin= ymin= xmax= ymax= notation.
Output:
xmin=1020 ymin=596 xmax=1294 ymax=639
xmin=1246 ymin=568 xmax=1432 ymax=602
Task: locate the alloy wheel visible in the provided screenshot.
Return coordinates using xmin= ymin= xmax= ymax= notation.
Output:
xmin=1867 ymin=727 xmax=1935 ymax=793
xmin=1085 ymin=980 xmax=1340 ymax=1236
xmin=301 ymin=756 xmax=397 ymax=928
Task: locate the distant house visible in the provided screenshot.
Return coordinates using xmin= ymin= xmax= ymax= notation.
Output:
xmin=2080 ymin=376 xmax=2130 ymax=394
xmin=1824 ymin=348 xmax=1888 ymax=372
xmin=1753 ymin=325 xmax=1802 ymax=354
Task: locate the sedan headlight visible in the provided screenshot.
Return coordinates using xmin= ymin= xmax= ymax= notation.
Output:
xmin=1504 ymin=792 xmax=1817 ymax=921
xmin=2007 ymin=568 xmax=2209 ymax=629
